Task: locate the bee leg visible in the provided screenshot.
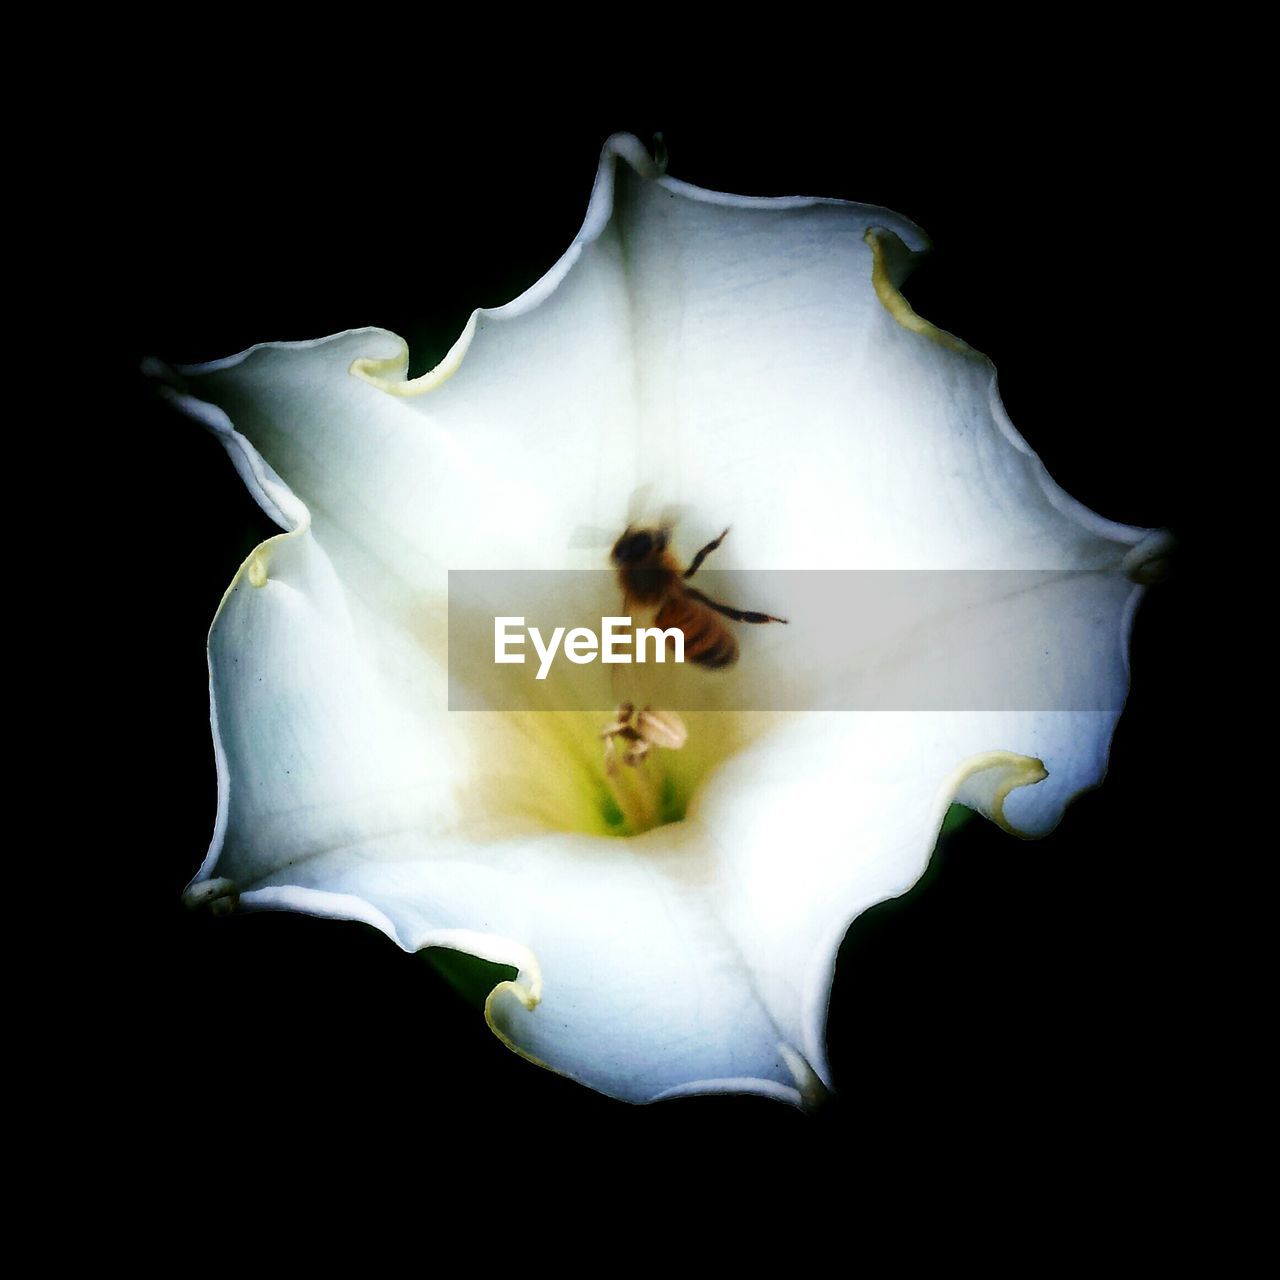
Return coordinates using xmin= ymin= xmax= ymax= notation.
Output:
xmin=683 ymin=527 xmax=731 ymax=579
xmin=685 ymin=585 xmax=788 ymax=625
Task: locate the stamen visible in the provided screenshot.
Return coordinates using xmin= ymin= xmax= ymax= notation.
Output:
xmin=600 ymin=703 xmax=688 ymax=835
xmin=635 ymin=707 xmax=688 ymax=751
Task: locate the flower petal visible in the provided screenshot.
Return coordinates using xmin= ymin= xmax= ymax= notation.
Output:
xmin=161 ymin=135 xmax=1156 ymax=592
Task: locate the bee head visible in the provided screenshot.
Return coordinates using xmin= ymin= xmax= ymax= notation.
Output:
xmin=612 ymin=527 xmax=667 ymax=565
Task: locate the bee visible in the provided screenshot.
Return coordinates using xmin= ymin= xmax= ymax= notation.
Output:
xmin=610 ymin=526 xmax=787 ymax=669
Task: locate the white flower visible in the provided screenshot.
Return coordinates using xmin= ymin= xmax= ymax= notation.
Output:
xmin=153 ymin=133 xmax=1167 ymax=1107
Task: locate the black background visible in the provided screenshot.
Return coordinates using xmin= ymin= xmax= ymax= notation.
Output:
xmin=116 ymin=104 xmax=1214 ymax=1180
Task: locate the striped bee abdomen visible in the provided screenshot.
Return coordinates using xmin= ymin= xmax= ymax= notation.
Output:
xmin=655 ymin=595 xmax=739 ymax=669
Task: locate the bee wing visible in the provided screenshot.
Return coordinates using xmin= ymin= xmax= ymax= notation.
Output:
xmin=626 ymin=483 xmax=653 ymax=526
xmin=657 ymin=502 xmax=689 ymax=533
xmin=567 ymin=523 xmax=616 ymax=549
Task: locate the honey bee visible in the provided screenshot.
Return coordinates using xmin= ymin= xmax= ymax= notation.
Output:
xmin=611 ymin=526 xmax=787 ymax=669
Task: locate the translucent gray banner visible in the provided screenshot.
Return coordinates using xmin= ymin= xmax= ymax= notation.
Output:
xmin=447 ymin=570 xmax=1132 ymax=712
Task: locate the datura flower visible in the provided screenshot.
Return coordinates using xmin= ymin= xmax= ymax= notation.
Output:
xmin=153 ymin=133 xmax=1167 ymax=1107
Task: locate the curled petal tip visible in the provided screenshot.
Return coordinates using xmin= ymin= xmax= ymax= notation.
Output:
xmin=864 ymin=226 xmax=974 ymax=356
xmin=946 ymin=751 xmax=1050 ymax=839
xmin=779 ymin=1044 xmax=829 ymax=1112
xmin=1123 ymin=530 xmax=1176 ymax=583
xmin=603 ymin=131 xmax=665 ymax=180
xmin=183 ymin=877 xmax=240 ymax=914
xmin=247 ymin=550 xmax=270 ymax=588
xmin=484 ymin=966 xmax=560 ymax=1075
xmin=651 ymin=131 xmax=669 ymax=174
xmin=140 ymin=355 xmax=182 ymax=387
